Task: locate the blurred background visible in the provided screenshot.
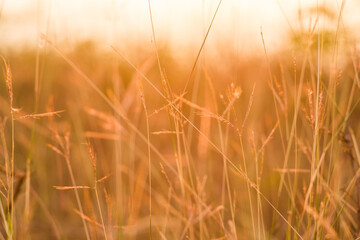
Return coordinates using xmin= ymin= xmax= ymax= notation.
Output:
xmin=1 ymin=0 xmax=360 ymax=54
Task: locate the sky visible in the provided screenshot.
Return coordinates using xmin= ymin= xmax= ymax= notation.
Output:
xmin=0 ymin=0 xmax=359 ymax=55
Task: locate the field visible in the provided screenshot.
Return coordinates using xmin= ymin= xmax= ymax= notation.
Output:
xmin=1 ymin=1 xmax=360 ymax=239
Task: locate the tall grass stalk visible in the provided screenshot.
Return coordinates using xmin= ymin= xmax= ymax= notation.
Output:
xmin=1 ymin=56 xmax=15 ymax=239
xmin=88 ymin=143 xmax=108 ymax=240
xmin=139 ymin=83 xmax=152 ymax=239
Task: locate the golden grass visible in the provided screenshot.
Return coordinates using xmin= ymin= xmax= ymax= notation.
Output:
xmin=0 ymin=3 xmax=360 ymax=240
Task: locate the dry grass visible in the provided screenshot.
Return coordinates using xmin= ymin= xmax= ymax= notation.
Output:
xmin=0 ymin=2 xmax=360 ymax=240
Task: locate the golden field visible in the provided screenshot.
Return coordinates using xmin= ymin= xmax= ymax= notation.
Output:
xmin=1 ymin=1 xmax=360 ymax=239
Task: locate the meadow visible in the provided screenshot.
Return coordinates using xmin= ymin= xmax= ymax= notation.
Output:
xmin=1 ymin=2 xmax=360 ymax=239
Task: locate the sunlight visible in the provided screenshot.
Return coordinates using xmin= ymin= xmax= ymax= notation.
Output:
xmin=2 ymin=0 xmax=358 ymax=54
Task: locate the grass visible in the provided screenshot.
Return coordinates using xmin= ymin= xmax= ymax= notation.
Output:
xmin=0 ymin=1 xmax=360 ymax=239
